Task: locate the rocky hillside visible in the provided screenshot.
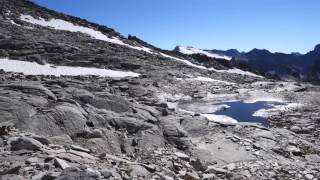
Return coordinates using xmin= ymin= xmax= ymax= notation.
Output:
xmin=0 ymin=0 xmax=320 ymax=180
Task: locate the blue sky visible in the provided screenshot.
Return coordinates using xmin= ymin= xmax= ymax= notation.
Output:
xmin=32 ymin=0 xmax=320 ymax=54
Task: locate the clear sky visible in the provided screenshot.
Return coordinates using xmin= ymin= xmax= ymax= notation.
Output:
xmin=32 ymin=0 xmax=320 ymax=54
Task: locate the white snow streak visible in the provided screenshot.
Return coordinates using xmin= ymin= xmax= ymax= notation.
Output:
xmin=201 ymin=114 xmax=238 ymax=124
xmin=253 ymin=103 xmax=303 ymax=118
xmin=0 ymin=58 xmax=140 ymax=78
xmin=177 ymin=76 xmax=234 ymax=84
xmin=19 ymin=15 xmax=153 ymax=53
xmin=177 ymin=46 xmax=232 ymax=60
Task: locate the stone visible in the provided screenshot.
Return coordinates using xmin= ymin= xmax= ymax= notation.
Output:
xmin=41 ymin=172 xmax=61 ymax=180
xmin=56 ymin=166 xmax=100 ymax=180
xmin=190 ymin=158 xmax=207 ymax=171
xmin=26 ymin=157 xmax=40 ymax=164
xmin=175 ymin=152 xmax=190 ymax=161
xmin=100 ymin=168 xmax=122 ymax=179
xmin=100 ymin=169 xmax=113 ymax=178
xmin=287 ymin=145 xmax=302 ymax=156
xmin=8 ymin=137 xmax=43 ymax=151
xmin=290 ymin=126 xmax=301 ymax=133
xmin=54 ymin=158 xmax=70 ymax=169
xmin=48 ymin=135 xmax=73 ymax=147
xmin=206 ymin=166 xmax=228 ymax=174
xmin=305 ymin=174 xmax=314 ymax=180
xmin=31 ymin=135 xmax=51 ymax=145
xmin=128 ymin=164 xmax=150 ymax=178
xmin=68 ymin=149 xmax=97 ymax=160
xmin=85 ymin=168 xmax=101 ymax=178
xmin=0 ymin=84 xmax=57 ymax=101
xmin=112 ymin=117 xmax=153 ymax=133
xmin=71 ymin=145 xmax=90 ymax=153
xmin=184 ymin=172 xmax=200 ymax=180
xmin=0 ymin=174 xmax=24 ymax=180
xmin=202 ymin=173 xmax=217 ymax=180
xmin=0 ymin=165 xmax=21 ymax=175
xmin=226 ymin=163 xmax=236 ymax=171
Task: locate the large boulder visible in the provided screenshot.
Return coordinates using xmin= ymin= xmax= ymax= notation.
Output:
xmin=56 ymin=167 xmax=100 ymax=180
xmin=31 ymin=103 xmax=88 ymax=136
xmin=8 ymin=136 xmax=43 ymax=151
xmin=110 ymin=117 xmax=153 ymax=134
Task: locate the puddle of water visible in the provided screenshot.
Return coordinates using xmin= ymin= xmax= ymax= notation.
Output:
xmin=179 ymin=100 xmax=286 ymax=126
xmin=213 ymin=101 xmax=285 ymax=126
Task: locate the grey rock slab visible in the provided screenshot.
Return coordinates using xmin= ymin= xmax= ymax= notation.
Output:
xmin=40 ymin=172 xmax=61 ymax=180
xmin=54 ymin=158 xmax=70 ymax=169
xmin=184 ymin=172 xmax=200 ymax=180
xmin=190 ymin=158 xmax=208 ymax=171
xmin=70 ymin=145 xmax=90 ymax=153
xmin=0 ymin=83 xmax=57 ymax=101
xmin=174 ymin=152 xmax=190 ymax=161
xmin=8 ymin=136 xmax=43 ymax=151
xmin=48 ymin=135 xmax=73 ymax=147
xmin=56 ymin=166 xmax=100 ymax=180
xmin=112 ymin=117 xmax=153 ymax=133
xmin=68 ymin=149 xmax=97 ymax=160
xmin=31 ymin=135 xmax=51 ymax=145
xmin=128 ymin=164 xmax=150 ymax=178
xmin=193 ymin=137 xmax=256 ymax=165
xmin=0 ymin=174 xmax=24 ymax=180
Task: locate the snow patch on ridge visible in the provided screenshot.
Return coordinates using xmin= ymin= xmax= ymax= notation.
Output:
xmin=176 ymin=76 xmax=234 ymax=84
xmin=0 ymin=58 xmax=140 ymax=78
xmin=19 ymin=14 xmax=154 ymax=53
xmin=177 ymin=46 xmax=232 ymax=60
xmin=160 ymin=52 xmax=262 ymax=77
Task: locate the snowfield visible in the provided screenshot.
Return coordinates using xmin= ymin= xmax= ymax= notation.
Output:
xmin=0 ymin=58 xmax=140 ymax=78
xmin=177 ymin=46 xmax=232 ymax=60
xmin=19 ymin=15 xmax=154 ymax=53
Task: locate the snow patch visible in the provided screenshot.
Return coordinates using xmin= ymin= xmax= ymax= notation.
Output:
xmin=177 ymin=76 xmax=234 ymax=84
xmin=0 ymin=58 xmax=139 ymax=78
xmin=201 ymin=114 xmax=238 ymax=124
xmin=19 ymin=14 xmax=153 ymax=53
xmin=202 ymin=92 xmax=238 ymax=102
xmin=241 ymin=90 xmax=284 ymax=103
xmin=253 ymin=103 xmax=303 ymax=118
xmin=177 ymin=46 xmax=232 ymax=60
xmin=179 ymin=102 xmax=230 ymax=114
xmin=216 ymin=68 xmax=263 ymax=78
xmin=9 ymin=20 xmax=21 ymax=26
xmin=161 ymin=52 xmax=262 ymax=77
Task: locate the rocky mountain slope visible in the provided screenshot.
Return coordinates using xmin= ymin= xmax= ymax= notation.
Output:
xmin=0 ymin=0 xmax=319 ymax=179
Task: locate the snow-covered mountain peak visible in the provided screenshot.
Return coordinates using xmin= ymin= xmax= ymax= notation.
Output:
xmin=175 ymin=46 xmax=232 ymax=60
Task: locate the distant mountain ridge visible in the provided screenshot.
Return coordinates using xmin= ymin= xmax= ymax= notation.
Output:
xmin=175 ymin=44 xmax=320 ymax=84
